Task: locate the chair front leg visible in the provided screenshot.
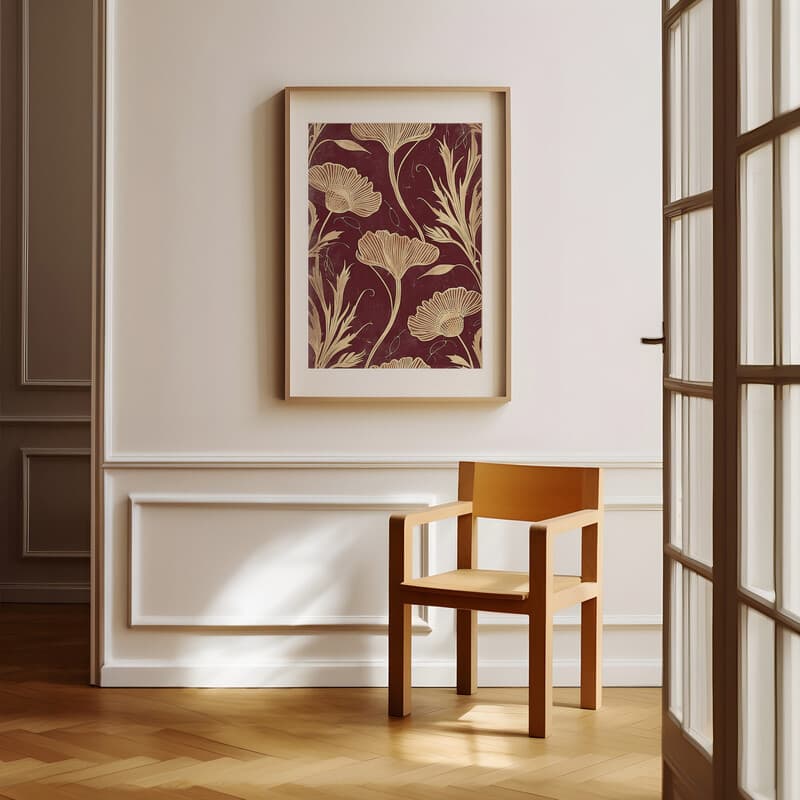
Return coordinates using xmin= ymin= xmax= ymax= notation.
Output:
xmin=388 ymin=598 xmax=411 ymax=717
xmin=529 ymin=527 xmax=553 ymax=737
xmin=456 ymin=513 xmax=478 ymax=695
xmin=580 ymin=596 xmax=602 ymax=710
xmin=529 ymin=605 xmax=553 ymax=738
xmin=456 ymin=609 xmax=477 ymax=695
xmin=580 ymin=519 xmax=603 ymax=710
xmin=388 ymin=515 xmax=412 ymax=717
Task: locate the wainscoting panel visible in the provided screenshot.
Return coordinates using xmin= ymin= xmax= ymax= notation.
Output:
xmin=102 ymin=463 xmax=662 ymax=687
xmin=20 ymin=0 xmax=92 ymax=386
xmin=23 ymin=448 xmax=91 ymax=557
xmin=0 ymin=0 xmax=91 ymax=604
xmin=128 ymin=493 xmax=432 ymax=630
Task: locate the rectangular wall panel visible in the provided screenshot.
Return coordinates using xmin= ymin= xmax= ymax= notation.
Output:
xmin=22 ymin=449 xmax=90 ymax=557
xmin=20 ymin=0 xmax=92 ymax=385
xmin=129 ymin=494 xmax=433 ymax=629
xmin=101 ymin=465 xmax=664 ymax=688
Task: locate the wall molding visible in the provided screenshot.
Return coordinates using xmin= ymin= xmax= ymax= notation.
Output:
xmin=128 ymin=493 xmax=435 ymax=631
xmin=0 ymin=415 xmax=91 ymax=424
xmin=101 ymin=657 xmax=662 ymax=688
xmin=21 ymin=448 xmax=91 ymax=557
xmin=19 ymin=0 xmax=91 ymax=388
xmin=104 ymin=455 xmax=663 ymax=470
xmin=0 ymin=582 xmax=89 ymax=603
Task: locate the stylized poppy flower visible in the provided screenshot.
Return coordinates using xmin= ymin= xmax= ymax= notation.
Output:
xmin=370 ymin=356 xmax=431 ymax=369
xmin=407 ymin=287 xmax=482 ymax=341
xmin=308 ymin=162 xmax=381 ymax=217
xmin=350 ymin=123 xmax=434 ymax=154
xmin=356 ymin=230 xmax=439 ymax=281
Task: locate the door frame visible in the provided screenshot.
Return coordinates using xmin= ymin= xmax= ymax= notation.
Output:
xmin=663 ymin=0 xmax=800 ymax=796
xmin=89 ymin=0 xmax=107 ymax=687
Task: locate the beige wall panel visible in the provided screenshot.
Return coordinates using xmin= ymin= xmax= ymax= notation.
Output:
xmin=108 ymin=0 xmax=663 ymax=459
xmin=24 ymin=450 xmax=90 ymax=556
xmin=0 ymin=0 xmax=90 ymax=416
xmin=23 ymin=0 xmax=93 ymax=385
xmin=0 ymin=1 xmax=93 ymax=603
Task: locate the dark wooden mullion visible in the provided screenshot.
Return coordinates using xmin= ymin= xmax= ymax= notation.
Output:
xmin=664 ymin=190 xmax=715 ymax=218
xmin=737 ymin=588 xmax=800 ymax=637
xmin=665 ymin=544 xmax=714 ymax=582
xmin=713 ymin=0 xmax=739 ymax=797
xmin=662 ymin=2 xmax=674 ymax=778
xmin=664 ymin=0 xmax=706 ymax=29
xmin=737 ymin=107 xmax=800 ymax=155
xmin=665 ymin=377 xmax=714 ymax=398
xmin=738 ymin=365 xmax=800 ymax=381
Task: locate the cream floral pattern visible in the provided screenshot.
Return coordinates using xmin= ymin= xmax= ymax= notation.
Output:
xmin=370 ymin=356 xmax=430 ymax=369
xmin=307 ymin=121 xmax=483 ymax=370
xmin=351 ymin=123 xmax=434 ymax=239
xmin=355 ymin=230 xmax=439 ymax=367
xmin=308 ymin=163 xmax=381 ymax=217
xmin=408 ymin=287 xmax=482 ymax=367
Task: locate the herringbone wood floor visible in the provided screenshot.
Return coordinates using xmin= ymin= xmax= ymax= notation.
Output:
xmin=0 ymin=605 xmax=660 ymax=799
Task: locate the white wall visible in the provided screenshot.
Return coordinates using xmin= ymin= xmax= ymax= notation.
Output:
xmin=101 ymin=0 xmax=663 ymax=687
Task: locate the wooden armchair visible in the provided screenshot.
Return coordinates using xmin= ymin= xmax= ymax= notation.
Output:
xmin=388 ymin=461 xmax=603 ymax=738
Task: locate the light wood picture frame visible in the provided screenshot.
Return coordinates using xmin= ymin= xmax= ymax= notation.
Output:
xmin=284 ymin=86 xmax=510 ymax=401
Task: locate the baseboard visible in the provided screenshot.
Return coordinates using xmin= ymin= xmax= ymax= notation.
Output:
xmin=101 ymin=658 xmax=662 ymax=688
xmin=0 ymin=582 xmax=90 ymax=603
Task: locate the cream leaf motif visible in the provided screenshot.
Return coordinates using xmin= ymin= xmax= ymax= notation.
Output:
xmin=308 ymin=162 xmax=382 ymax=217
xmin=370 ymin=357 xmax=431 ymax=369
xmin=407 ymin=286 xmax=482 ymax=342
xmin=350 ymin=123 xmax=434 ymax=153
xmin=355 ymin=230 xmax=439 ymax=281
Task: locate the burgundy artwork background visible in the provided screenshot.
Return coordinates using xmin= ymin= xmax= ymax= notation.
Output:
xmin=307 ymin=122 xmax=482 ymax=369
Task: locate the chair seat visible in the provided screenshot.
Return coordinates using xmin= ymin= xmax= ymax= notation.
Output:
xmin=401 ymin=569 xmax=582 ymax=601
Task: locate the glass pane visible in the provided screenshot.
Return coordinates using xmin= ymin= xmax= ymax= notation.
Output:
xmin=671 ymin=395 xmax=713 ymax=564
xmin=668 ymin=1 xmax=712 ymax=202
xmin=782 ymin=129 xmax=800 ymax=364
xmin=670 ymin=217 xmax=683 ymax=378
xmin=741 ymin=144 xmax=775 ymax=365
xmin=779 ymin=0 xmax=800 ymax=115
xmin=687 ymin=398 xmax=713 ymax=565
xmin=686 ymin=0 xmax=712 ymax=197
xmin=669 ymin=210 xmax=713 ymax=381
xmin=688 ymin=209 xmax=713 ymax=380
xmin=740 ymin=0 xmax=774 ymax=132
xmin=783 ymin=385 xmax=800 ymax=619
xmin=671 ymin=393 xmax=684 ymax=550
xmin=686 ymin=571 xmax=712 ymax=752
xmin=669 ymin=561 xmax=684 ymax=722
xmin=741 ymin=606 xmax=776 ymax=800
xmin=779 ymin=628 xmax=800 ymax=799
xmin=669 ymin=21 xmax=683 ymax=202
xmin=742 ymin=384 xmax=776 ymax=602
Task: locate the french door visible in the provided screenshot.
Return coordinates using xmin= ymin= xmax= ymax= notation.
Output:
xmin=661 ymin=0 xmax=800 ymax=797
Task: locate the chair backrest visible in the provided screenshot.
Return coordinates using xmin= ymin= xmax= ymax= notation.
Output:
xmin=457 ymin=461 xmax=601 ymax=522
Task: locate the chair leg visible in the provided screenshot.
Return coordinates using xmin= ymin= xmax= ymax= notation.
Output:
xmin=580 ymin=597 xmax=602 ymax=710
xmin=388 ymin=599 xmax=411 ymax=717
xmin=456 ymin=609 xmax=477 ymax=695
xmin=529 ymin=609 xmax=552 ymax=737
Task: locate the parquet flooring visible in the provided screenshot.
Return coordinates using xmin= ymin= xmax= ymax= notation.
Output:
xmin=0 ymin=605 xmax=661 ymax=799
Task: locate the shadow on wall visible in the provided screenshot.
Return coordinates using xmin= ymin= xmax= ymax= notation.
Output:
xmin=139 ymin=507 xmax=417 ymax=686
xmin=251 ymin=93 xmax=286 ymax=404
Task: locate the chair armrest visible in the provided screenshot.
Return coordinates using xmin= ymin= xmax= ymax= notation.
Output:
xmin=390 ymin=501 xmax=473 ymax=532
xmin=389 ymin=501 xmax=473 ymax=585
xmin=529 ymin=508 xmax=601 ymax=538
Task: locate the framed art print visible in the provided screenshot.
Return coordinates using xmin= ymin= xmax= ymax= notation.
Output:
xmin=285 ymin=86 xmax=510 ymax=400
